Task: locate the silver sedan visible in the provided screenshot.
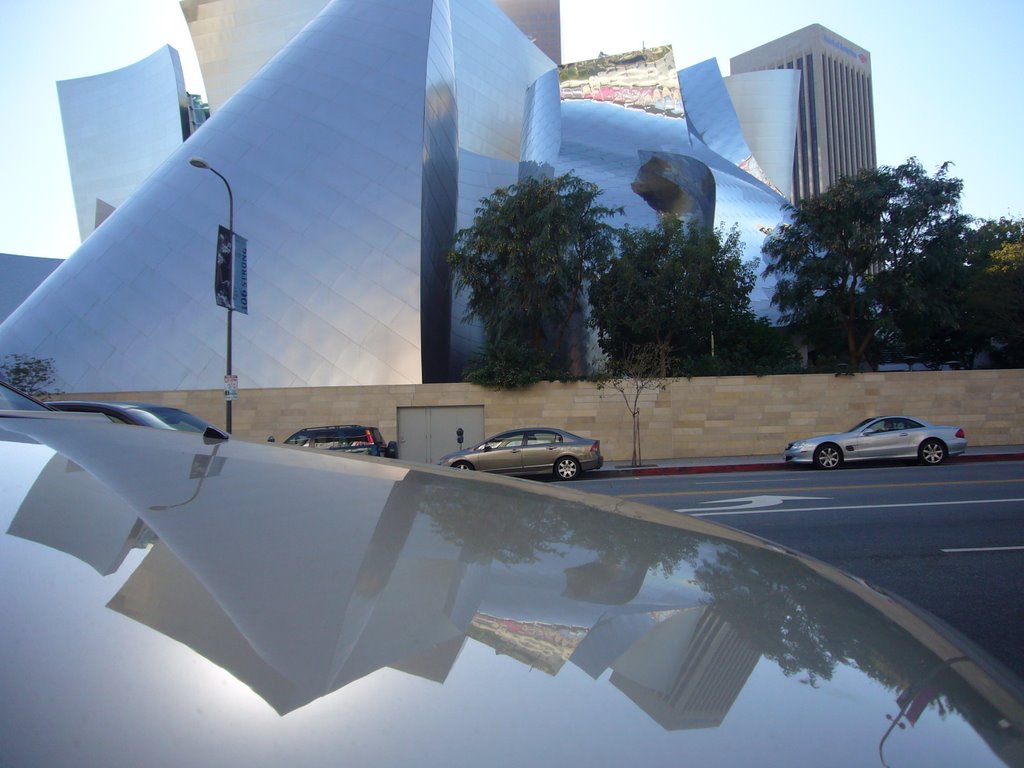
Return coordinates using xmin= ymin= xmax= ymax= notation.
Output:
xmin=785 ymin=416 xmax=967 ymax=469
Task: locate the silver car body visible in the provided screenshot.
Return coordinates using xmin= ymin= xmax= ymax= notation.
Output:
xmin=2 ymin=414 xmax=1023 ymax=767
xmin=47 ymin=400 xmax=229 ymax=440
xmin=785 ymin=416 xmax=968 ymax=469
xmin=437 ymin=427 xmax=603 ymax=479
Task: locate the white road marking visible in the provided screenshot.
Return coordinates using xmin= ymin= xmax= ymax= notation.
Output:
xmin=674 ymin=495 xmax=827 ymax=514
xmin=686 ymin=497 xmax=1024 ymax=517
xmin=941 ymin=546 xmax=1024 ymax=554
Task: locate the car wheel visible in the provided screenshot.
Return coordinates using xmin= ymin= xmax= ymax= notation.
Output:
xmin=813 ymin=443 xmax=843 ymax=470
xmin=554 ymin=456 xmax=580 ymax=480
xmin=918 ymin=438 xmax=947 ymax=465
xmin=452 ymin=461 xmax=474 ymax=471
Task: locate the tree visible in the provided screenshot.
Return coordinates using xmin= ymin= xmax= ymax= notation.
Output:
xmin=762 ymin=158 xmax=972 ymax=370
xmin=596 ymin=343 xmax=667 ymax=468
xmin=962 ymin=217 xmax=1024 ymax=367
xmin=967 ymin=241 xmax=1024 ymax=367
xmin=447 ymin=173 xmax=620 ymax=378
xmin=588 ymin=216 xmax=756 ymax=377
xmin=0 ymin=354 xmax=61 ymax=398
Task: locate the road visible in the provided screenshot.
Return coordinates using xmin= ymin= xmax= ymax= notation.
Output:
xmin=575 ymin=460 xmax=1024 ymax=682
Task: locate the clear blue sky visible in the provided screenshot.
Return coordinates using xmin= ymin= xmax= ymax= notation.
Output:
xmin=2 ymin=0 xmax=1021 ymax=259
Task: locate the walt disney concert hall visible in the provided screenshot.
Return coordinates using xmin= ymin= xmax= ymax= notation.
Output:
xmin=0 ymin=0 xmax=799 ymax=393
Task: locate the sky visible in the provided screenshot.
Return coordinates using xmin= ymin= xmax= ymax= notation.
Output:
xmin=1 ymin=0 xmax=1022 ymax=260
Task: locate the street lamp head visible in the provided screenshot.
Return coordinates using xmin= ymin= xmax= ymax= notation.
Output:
xmin=189 ymin=156 xmax=211 ymax=169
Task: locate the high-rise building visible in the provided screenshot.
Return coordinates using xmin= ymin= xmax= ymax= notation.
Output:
xmin=730 ymin=23 xmax=875 ymax=204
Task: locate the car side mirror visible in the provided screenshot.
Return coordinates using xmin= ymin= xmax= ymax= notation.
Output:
xmin=203 ymin=425 xmax=230 ymax=442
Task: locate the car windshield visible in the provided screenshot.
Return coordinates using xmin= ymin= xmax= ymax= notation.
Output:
xmin=136 ymin=406 xmax=214 ymax=433
xmin=285 ymin=429 xmax=373 ymax=447
xmin=0 ymin=382 xmax=51 ymax=411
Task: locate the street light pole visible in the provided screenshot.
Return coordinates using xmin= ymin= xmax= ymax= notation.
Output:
xmin=189 ymin=156 xmax=235 ymax=434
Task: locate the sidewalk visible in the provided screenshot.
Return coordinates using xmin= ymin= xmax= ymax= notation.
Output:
xmin=594 ymin=445 xmax=1024 ymax=479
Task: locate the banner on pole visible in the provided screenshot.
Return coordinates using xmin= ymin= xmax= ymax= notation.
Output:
xmin=232 ymin=234 xmax=248 ymax=315
xmin=215 ymin=225 xmax=233 ymax=309
xmin=214 ymin=226 xmax=248 ymax=314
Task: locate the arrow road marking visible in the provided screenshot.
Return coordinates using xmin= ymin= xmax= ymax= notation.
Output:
xmin=675 ymin=495 xmax=829 ymax=515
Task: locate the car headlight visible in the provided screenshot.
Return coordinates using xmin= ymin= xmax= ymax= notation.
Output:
xmin=787 ymin=441 xmax=810 ymax=451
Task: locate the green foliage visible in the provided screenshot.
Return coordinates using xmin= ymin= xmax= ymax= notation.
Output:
xmin=672 ymin=317 xmax=802 ymax=377
xmin=0 ymin=354 xmax=61 ymax=398
xmin=589 ymin=217 xmax=756 ymax=376
xmin=967 ymin=240 xmax=1024 ymax=366
xmin=462 ymin=340 xmax=562 ymax=390
xmin=763 ymin=158 xmax=972 ymax=370
xmin=447 ymin=173 xmax=620 ymax=372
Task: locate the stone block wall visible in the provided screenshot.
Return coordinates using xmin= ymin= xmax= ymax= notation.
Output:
xmin=62 ymin=369 xmax=1023 ymax=461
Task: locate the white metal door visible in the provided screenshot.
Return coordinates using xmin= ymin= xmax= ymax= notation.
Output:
xmin=397 ymin=405 xmax=485 ymax=464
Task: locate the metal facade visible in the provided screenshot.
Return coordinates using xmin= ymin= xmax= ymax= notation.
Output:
xmin=57 ymin=45 xmax=190 ymax=242
xmin=1 ymin=0 xmax=796 ymax=395
xmin=730 ymin=23 xmax=876 ymax=204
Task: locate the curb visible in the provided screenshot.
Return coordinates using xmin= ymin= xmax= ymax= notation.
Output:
xmin=593 ymin=451 xmax=1024 ymax=479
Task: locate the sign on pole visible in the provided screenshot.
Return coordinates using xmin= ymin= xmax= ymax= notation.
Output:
xmin=232 ymin=234 xmax=248 ymax=315
xmin=215 ymin=226 xmax=233 ymax=309
xmin=224 ymin=374 xmax=239 ymax=401
xmin=214 ymin=226 xmax=248 ymax=314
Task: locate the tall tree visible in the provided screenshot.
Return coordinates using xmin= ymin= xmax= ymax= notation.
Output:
xmin=447 ymin=173 xmax=619 ymax=368
xmin=588 ymin=216 xmax=755 ymax=377
xmin=968 ymin=240 xmax=1024 ymax=367
xmin=763 ymin=158 xmax=972 ymax=370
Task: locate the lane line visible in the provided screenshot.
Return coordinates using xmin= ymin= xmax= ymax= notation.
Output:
xmin=688 ymin=497 xmax=1024 ymax=517
xmin=619 ymin=477 xmax=1024 ymax=501
xmin=941 ymin=545 xmax=1024 ymax=554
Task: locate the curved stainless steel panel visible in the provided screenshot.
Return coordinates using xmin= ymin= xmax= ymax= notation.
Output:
xmin=725 ymin=69 xmax=801 ymax=201
xmin=57 ymin=45 xmax=189 ymax=242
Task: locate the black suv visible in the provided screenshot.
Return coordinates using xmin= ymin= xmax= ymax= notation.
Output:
xmin=281 ymin=425 xmax=397 ymax=458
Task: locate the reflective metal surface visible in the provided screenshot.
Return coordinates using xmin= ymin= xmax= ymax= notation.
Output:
xmin=1 ymin=4 xmax=805 ymax=390
xmin=1 ymin=416 xmax=1022 ymax=766
xmin=57 ymin=45 xmax=190 ymax=242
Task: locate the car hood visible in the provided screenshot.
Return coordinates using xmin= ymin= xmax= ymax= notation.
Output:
xmin=2 ymin=416 xmax=1023 ymax=767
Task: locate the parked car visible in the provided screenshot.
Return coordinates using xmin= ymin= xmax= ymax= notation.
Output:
xmin=1 ymin=415 xmax=1022 ymax=766
xmin=438 ymin=427 xmax=603 ymax=480
xmin=280 ymin=424 xmax=397 ymax=458
xmin=785 ymin=416 xmax=967 ymax=469
xmin=48 ymin=400 xmax=229 ymax=440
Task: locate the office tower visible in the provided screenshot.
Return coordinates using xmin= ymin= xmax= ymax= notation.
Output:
xmin=730 ymin=24 xmax=876 ymax=204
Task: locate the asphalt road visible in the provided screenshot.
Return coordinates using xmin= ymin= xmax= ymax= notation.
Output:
xmin=575 ymin=460 xmax=1024 ymax=682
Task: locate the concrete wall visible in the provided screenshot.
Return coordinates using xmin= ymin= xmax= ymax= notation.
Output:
xmin=60 ymin=369 xmax=1024 ymax=462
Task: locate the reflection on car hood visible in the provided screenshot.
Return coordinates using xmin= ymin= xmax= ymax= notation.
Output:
xmin=2 ymin=416 xmax=1023 ymax=767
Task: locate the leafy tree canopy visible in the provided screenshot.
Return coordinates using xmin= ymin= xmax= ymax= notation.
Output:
xmin=763 ymin=158 xmax=972 ymax=370
xmin=589 ymin=216 xmax=756 ymax=376
xmin=447 ymin=173 xmax=620 ymax=373
xmin=967 ymin=240 xmax=1024 ymax=367
xmin=0 ymin=353 xmax=61 ymax=398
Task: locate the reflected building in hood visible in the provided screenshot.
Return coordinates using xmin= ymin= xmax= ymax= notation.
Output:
xmin=1 ymin=0 xmax=806 ymax=393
